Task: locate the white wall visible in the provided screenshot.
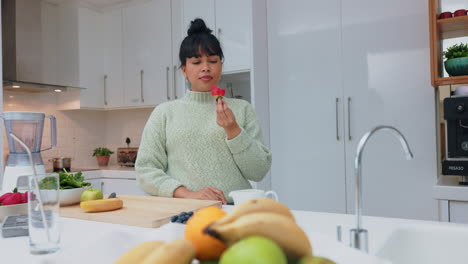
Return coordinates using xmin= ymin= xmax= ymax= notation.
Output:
xmin=2 ymin=91 xmax=152 ymax=171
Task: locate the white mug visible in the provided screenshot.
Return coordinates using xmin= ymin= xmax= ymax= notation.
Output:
xmin=228 ymin=189 xmax=279 ymax=205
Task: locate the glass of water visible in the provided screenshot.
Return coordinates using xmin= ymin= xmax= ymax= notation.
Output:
xmin=28 ymin=173 xmax=60 ymax=254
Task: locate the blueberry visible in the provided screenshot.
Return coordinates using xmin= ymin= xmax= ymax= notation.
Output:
xmin=171 ymin=215 xmax=178 ymax=222
xmin=187 ymin=211 xmax=194 ymax=216
xmin=175 ymin=218 xmax=184 ymax=223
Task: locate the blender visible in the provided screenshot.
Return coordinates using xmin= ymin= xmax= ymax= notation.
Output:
xmin=1 ymin=112 xmax=56 ymax=193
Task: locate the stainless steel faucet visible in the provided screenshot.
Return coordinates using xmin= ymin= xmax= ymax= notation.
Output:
xmin=350 ymin=125 xmax=413 ymax=252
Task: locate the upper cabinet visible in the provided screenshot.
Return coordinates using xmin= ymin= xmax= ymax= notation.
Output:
xmin=429 ymin=0 xmax=468 ymax=86
xmin=77 ymin=7 xmax=105 ymax=108
xmin=56 ymin=3 xmax=106 ymax=110
xmin=182 ymin=0 xmax=252 ymax=74
xmin=102 ymin=9 xmax=124 ymax=108
xmin=122 ymin=0 xmax=173 ymax=107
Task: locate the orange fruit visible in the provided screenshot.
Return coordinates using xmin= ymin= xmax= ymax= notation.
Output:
xmin=184 ymin=206 xmax=227 ymax=261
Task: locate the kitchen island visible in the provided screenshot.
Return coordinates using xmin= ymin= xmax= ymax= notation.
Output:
xmin=2 ymin=204 xmax=467 ymax=264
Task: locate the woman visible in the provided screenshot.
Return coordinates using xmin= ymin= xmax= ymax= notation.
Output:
xmin=135 ymin=18 xmax=271 ymax=204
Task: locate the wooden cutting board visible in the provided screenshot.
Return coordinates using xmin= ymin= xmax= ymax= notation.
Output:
xmin=60 ymin=195 xmax=222 ymax=228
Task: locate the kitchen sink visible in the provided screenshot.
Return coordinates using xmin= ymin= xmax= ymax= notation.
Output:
xmin=376 ymin=225 xmax=468 ymax=264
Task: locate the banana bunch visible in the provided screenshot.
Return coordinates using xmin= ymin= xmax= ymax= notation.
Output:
xmin=114 ymin=239 xmax=195 ymax=264
xmin=204 ymin=198 xmax=312 ymax=261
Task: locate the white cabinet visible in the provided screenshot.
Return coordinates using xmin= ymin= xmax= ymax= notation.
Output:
xmin=77 ymin=7 xmax=105 ymax=108
xmin=102 ymin=179 xmax=148 ymax=196
xmin=182 ymin=0 xmax=251 ymax=74
xmin=56 ymin=4 xmax=105 ymax=109
xmin=122 ymin=0 xmax=173 ymax=107
xmin=448 ymin=201 xmax=468 ymax=224
xmin=267 ymin=0 xmax=437 ymax=220
xmin=86 ymin=178 xmax=103 ymax=191
xmin=102 ymin=9 xmax=124 ymax=108
xmin=268 ymin=0 xmax=346 ymax=213
xmin=340 ymin=0 xmax=436 ymax=220
xmin=86 ymin=178 xmax=148 ymax=196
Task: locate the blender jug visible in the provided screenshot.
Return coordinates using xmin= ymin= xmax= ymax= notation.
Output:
xmin=1 ymin=112 xmax=56 ymax=193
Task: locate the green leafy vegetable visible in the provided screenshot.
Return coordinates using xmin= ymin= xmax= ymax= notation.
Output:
xmin=38 ymin=169 xmax=91 ymax=190
xmin=443 ymin=43 xmax=468 ymax=60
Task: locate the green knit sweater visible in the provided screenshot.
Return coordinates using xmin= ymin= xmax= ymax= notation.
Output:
xmin=135 ymin=91 xmax=272 ymax=202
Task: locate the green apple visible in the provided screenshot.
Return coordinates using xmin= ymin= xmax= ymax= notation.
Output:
xmin=80 ymin=188 xmax=103 ymax=201
xmin=219 ymin=236 xmax=286 ymax=264
xmin=298 ymin=256 xmax=336 ymax=264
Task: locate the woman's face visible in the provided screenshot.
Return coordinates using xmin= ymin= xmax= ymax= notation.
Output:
xmin=181 ymin=53 xmax=222 ymax=92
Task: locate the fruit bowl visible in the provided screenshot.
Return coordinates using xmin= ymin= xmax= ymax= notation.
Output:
xmin=0 ymin=203 xmax=28 ymax=222
xmin=60 ymin=187 xmax=89 ymax=206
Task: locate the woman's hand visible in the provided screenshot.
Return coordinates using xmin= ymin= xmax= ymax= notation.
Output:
xmin=173 ymin=186 xmax=227 ymax=204
xmin=216 ymin=99 xmax=241 ymax=139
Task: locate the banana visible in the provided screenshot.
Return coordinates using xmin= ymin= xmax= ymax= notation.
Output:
xmin=142 ymin=239 xmax=195 ymax=264
xmin=80 ymin=198 xmax=123 ymax=213
xmin=114 ymin=241 xmax=165 ymax=264
xmin=216 ymin=198 xmax=295 ymax=225
xmin=204 ymin=212 xmax=312 ymax=261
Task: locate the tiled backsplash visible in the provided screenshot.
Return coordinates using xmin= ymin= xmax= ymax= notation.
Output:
xmin=3 ymin=91 xmax=153 ymax=169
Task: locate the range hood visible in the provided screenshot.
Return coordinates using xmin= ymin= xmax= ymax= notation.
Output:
xmin=1 ymin=0 xmax=86 ymax=93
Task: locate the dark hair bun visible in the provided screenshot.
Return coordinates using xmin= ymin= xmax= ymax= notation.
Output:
xmin=187 ymin=18 xmax=212 ymax=36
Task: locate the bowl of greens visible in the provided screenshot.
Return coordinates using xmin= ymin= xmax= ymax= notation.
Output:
xmin=39 ymin=170 xmax=91 ymax=206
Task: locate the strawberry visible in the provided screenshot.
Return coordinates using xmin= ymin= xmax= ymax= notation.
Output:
xmin=2 ymin=192 xmax=22 ymax=205
xmin=211 ymin=85 xmax=226 ymax=101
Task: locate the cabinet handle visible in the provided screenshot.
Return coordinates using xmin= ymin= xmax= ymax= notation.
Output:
xmin=348 ymin=97 xmax=352 ymax=140
xmin=173 ymin=65 xmax=177 ymax=99
xmin=166 ymin=66 xmax=170 ymax=100
xmin=335 ymin=98 xmax=340 ymax=141
xmin=218 ymin=28 xmax=222 ymax=41
xmin=140 ymin=70 xmax=144 ymax=103
xmin=103 ymin=75 xmax=108 ymax=106
xmin=100 ymin=181 xmax=104 ymax=193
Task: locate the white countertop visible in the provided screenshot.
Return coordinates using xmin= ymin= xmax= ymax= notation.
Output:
xmin=74 ymin=166 xmax=137 ymax=180
xmin=433 ymin=176 xmax=468 ymax=201
xmin=2 ymin=205 xmax=466 ymax=264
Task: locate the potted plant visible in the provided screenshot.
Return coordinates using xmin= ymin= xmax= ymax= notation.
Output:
xmin=93 ymin=147 xmax=114 ymax=167
xmin=443 ymin=43 xmax=468 ymax=76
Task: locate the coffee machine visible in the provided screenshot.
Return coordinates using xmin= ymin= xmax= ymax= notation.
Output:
xmin=1 ymin=112 xmax=56 ymax=193
xmin=442 ymin=95 xmax=468 ymax=184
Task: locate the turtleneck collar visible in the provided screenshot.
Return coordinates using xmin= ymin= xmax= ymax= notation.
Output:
xmin=183 ymin=90 xmax=214 ymax=104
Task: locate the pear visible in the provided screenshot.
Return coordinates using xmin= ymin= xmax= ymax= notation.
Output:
xmin=297 ymin=256 xmax=336 ymax=264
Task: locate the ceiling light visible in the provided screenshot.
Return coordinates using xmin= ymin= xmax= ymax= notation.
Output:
xmin=12 ymin=85 xmax=20 ymax=88
xmin=54 ymin=89 xmax=62 ymax=92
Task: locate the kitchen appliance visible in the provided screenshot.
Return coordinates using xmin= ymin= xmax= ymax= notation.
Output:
xmin=49 ymin=157 xmax=72 ymax=172
xmin=442 ymin=95 xmax=468 ymax=184
xmin=1 ymin=112 xmax=56 ymax=193
xmin=2 ymin=0 xmax=85 ymax=92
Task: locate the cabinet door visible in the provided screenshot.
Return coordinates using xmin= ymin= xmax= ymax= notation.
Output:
xmin=77 ymin=7 xmax=104 ymax=108
xmin=101 ymin=179 xmax=148 ymax=196
xmin=342 ymin=0 xmax=437 ymax=220
xmin=449 ymin=201 xmax=468 ymax=224
xmin=85 ymin=178 xmax=103 ymax=192
xmin=123 ymin=0 xmax=172 ymax=106
xmin=182 ymin=0 xmax=215 ymax=32
xmin=268 ymin=0 xmax=346 ymax=212
xmin=102 ymin=9 xmax=124 ymax=108
xmin=171 ymin=0 xmax=186 ymax=100
xmin=215 ymin=0 xmax=251 ymax=73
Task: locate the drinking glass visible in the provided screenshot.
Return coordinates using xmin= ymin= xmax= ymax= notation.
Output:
xmin=28 ymin=173 xmax=60 ymax=254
